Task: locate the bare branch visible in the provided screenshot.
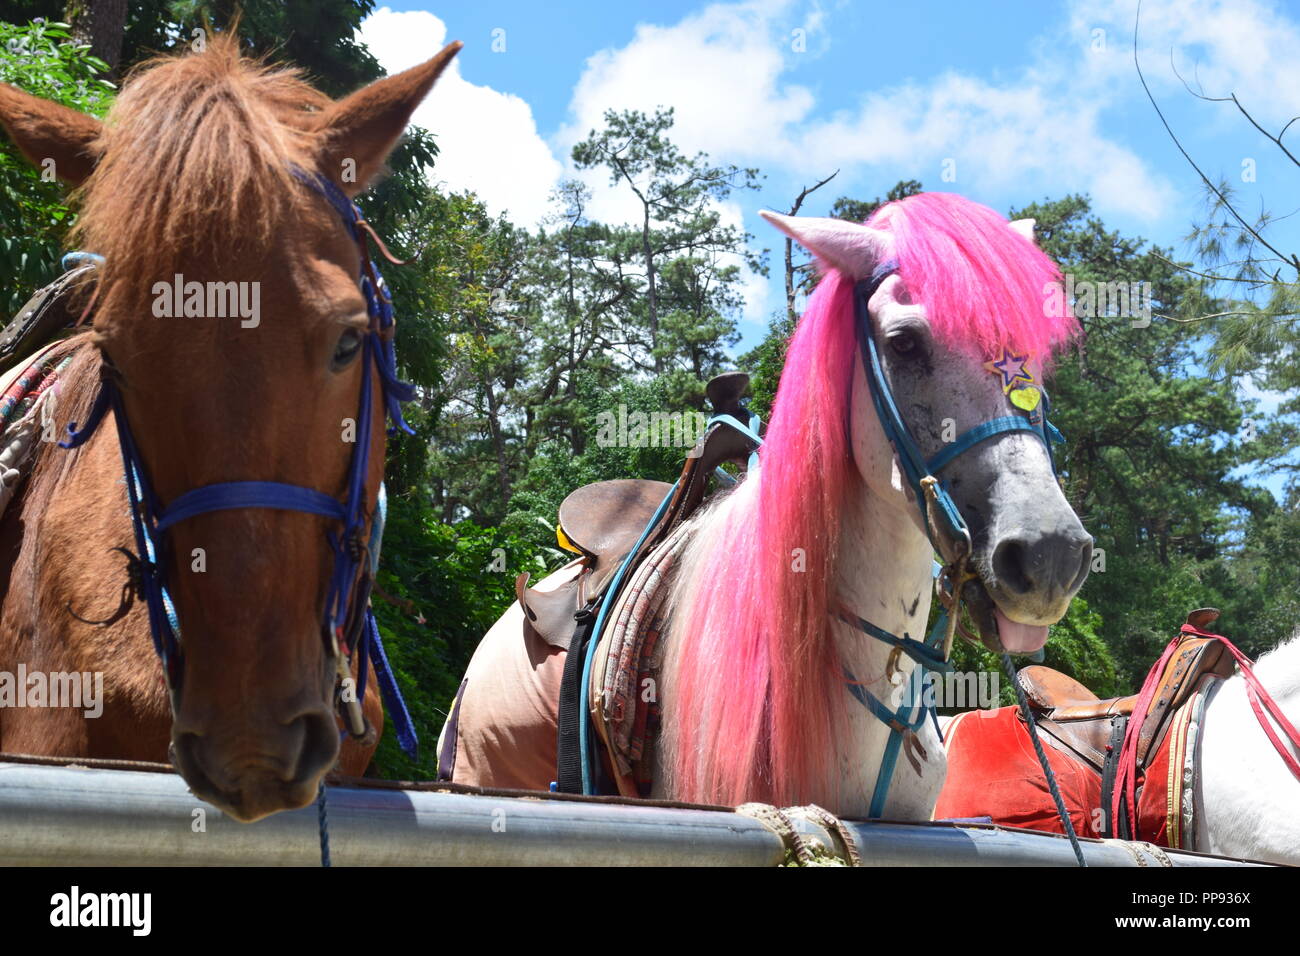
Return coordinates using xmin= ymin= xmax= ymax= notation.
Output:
xmin=1134 ymin=0 xmax=1300 ymax=277
xmin=782 ymin=170 xmax=839 ymax=321
xmin=1153 ymin=252 xmax=1278 ymax=287
xmin=1173 ymin=53 xmax=1300 ymax=172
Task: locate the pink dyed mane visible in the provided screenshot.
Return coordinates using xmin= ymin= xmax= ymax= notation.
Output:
xmin=666 ymin=192 xmax=1076 ymax=807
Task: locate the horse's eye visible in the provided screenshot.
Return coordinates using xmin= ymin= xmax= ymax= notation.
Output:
xmin=889 ymin=332 xmax=919 ymax=357
xmin=332 ymin=329 xmax=364 ymax=370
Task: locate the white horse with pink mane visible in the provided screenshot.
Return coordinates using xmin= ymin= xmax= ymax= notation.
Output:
xmin=439 ymin=191 xmax=1091 ymax=820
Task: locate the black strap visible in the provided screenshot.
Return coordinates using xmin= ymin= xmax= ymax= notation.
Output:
xmin=436 ymin=677 xmax=468 ymax=782
xmin=555 ymin=602 xmax=599 ymax=793
xmin=1099 ymin=713 xmax=1129 ymax=839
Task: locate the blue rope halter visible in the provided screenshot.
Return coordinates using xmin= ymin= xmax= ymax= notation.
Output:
xmin=59 ymin=167 xmax=418 ymax=759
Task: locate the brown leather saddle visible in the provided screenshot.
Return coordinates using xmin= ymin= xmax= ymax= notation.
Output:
xmin=516 ymin=371 xmax=759 ymax=650
xmin=1019 ymin=608 xmax=1236 ymax=775
xmin=0 ymin=263 xmax=94 ymax=376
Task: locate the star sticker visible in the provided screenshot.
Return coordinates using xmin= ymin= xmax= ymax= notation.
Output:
xmin=984 ymin=347 xmax=1034 ymax=390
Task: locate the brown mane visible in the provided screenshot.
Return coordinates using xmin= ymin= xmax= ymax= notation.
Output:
xmin=70 ymin=33 xmax=331 ymax=297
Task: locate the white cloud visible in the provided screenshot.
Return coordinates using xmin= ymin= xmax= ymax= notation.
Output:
xmin=358 ymin=7 xmax=562 ymax=226
xmin=544 ymin=0 xmax=1184 ymax=330
xmin=557 ymin=0 xmax=816 ymax=169
xmin=553 ymin=0 xmax=1300 ymax=229
xmin=356 ymin=0 xmax=1300 ymax=334
xmin=792 ymin=72 xmax=1177 ymax=220
xmin=1073 ymin=0 xmax=1300 ymax=126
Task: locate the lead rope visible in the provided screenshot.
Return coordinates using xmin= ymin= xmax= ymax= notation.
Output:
xmin=317 ymin=780 xmax=331 ymax=868
xmin=1002 ymin=653 xmax=1086 ymax=866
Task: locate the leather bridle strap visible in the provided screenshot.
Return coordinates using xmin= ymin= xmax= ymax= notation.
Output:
xmin=156 ymin=482 xmax=347 ymax=530
xmin=924 ymin=415 xmax=1059 ymax=474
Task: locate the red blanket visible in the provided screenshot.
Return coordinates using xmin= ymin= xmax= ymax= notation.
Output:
xmin=934 ymin=706 xmax=1177 ymax=843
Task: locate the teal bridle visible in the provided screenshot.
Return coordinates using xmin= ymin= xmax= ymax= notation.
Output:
xmin=847 ymin=260 xmax=1064 ymax=816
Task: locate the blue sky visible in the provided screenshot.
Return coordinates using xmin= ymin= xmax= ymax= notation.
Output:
xmin=362 ymin=1 xmax=1300 ymax=343
xmin=361 ymin=0 xmax=1300 ymax=500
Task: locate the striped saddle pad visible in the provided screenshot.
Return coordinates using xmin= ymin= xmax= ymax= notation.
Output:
xmin=587 ymin=520 xmax=693 ymax=798
xmin=0 ymin=340 xmax=72 ymax=518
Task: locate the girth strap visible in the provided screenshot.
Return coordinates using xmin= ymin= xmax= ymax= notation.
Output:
xmin=556 ymin=602 xmax=601 ymax=794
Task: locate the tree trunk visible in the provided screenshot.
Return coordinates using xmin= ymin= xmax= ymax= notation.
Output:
xmin=482 ymin=379 xmax=512 ymax=517
xmin=785 ymin=171 xmax=838 ymax=321
xmin=642 ymin=205 xmax=660 ymax=373
xmin=65 ymin=0 xmax=129 ymax=77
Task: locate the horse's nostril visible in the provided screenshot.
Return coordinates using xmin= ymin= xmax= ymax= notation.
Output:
xmin=991 ymin=538 xmax=1033 ymax=595
xmin=1071 ymin=536 xmax=1094 ymax=590
xmin=288 ymin=711 xmax=339 ymax=785
xmin=993 ymin=532 xmax=1093 ymax=599
xmin=170 ymin=731 xmax=220 ymax=793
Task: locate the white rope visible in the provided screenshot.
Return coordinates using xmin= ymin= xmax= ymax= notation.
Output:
xmin=1100 ymin=837 xmax=1173 ymax=867
xmin=736 ymin=802 xmax=863 ymax=866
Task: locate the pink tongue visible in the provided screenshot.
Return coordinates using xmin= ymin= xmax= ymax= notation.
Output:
xmin=994 ymin=609 xmax=1049 ymax=654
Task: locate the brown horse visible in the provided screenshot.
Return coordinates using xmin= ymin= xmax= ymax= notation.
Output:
xmin=0 ymin=36 xmax=459 ymax=821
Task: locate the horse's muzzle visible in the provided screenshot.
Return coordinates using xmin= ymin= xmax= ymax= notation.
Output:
xmin=170 ymin=708 xmax=339 ymax=822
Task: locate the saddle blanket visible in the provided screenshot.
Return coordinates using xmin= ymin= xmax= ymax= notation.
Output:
xmin=0 ymin=341 xmax=72 ymax=518
xmin=590 ymin=519 xmax=692 ymax=796
xmin=442 ymin=520 xmax=691 ymax=794
xmin=933 ymin=674 xmax=1218 ymax=848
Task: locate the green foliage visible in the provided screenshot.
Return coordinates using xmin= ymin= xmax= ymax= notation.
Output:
xmin=950 ymin=597 xmax=1117 ymax=705
xmin=737 ymin=310 xmax=794 ymax=421
xmin=1014 ymin=194 xmax=1274 ymax=686
xmin=0 ymin=18 xmax=114 ymax=313
xmin=572 ymin=106 xmax=764 ymax=379
xmin=829 ymin=178 xmax=922 ymax=224
xmin=114 ymin=1 xmax=382 ymax=96
xmin=368 ymin=492 xmax=541 ymax=780
xmin=505 ymin=373 xmax=702 ymax=559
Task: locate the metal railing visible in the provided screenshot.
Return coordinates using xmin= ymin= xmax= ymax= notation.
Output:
xmin=0 ymin=760 xmax=1264 ymax=866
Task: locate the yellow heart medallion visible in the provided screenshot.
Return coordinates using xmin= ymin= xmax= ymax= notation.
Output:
xmin=1009 ymin=386 xmax=1041 ymax=411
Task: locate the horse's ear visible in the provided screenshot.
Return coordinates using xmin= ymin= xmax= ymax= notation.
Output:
xmin=314 ymin=41 xmax=462 ymax=197
xmin=1009 ymin=218 xmax=1036 ymax=242
xmin=0 ymin=84 xmax=101 ymax=185
xmin=758 ymin=210 xmax=892 ymax=281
